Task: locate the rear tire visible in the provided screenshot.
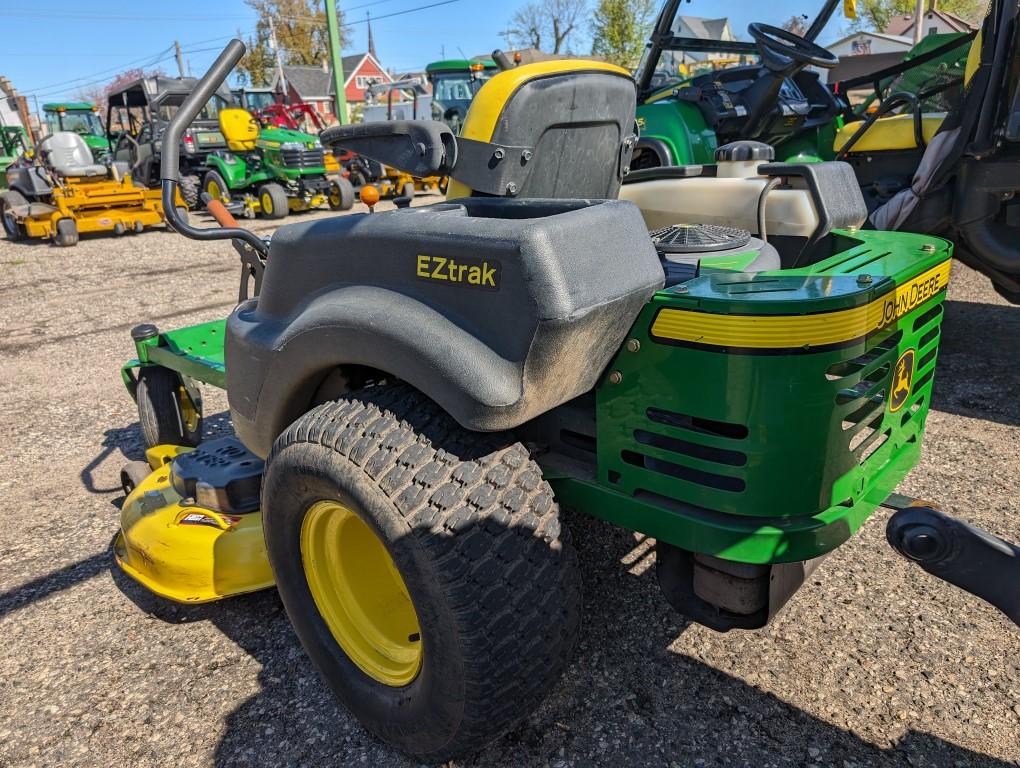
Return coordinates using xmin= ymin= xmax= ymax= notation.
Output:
xmin=1 ymin=190 xmax=27 ymax=241
xmin=53 ymin=218 xmax=78 ymax=247
xmin=328 ymin=177 xmax=355 ymax=210
xmin=262 ymin=384 xmax=581 ymax=761
xmin=178 ymin=174 xmax=201 ymax=209
xmin=259 ymin=183 xmax=288 ymax=220
xmin=135 ymin=366 xmax=202 ymax=448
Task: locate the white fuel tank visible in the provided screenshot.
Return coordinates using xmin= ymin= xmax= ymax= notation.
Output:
xmin=620 ymin=141 xmax=821 ymax=239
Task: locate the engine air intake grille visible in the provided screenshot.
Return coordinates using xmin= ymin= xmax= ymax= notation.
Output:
xmin=650 ymin=224 xmax=751 ymax=254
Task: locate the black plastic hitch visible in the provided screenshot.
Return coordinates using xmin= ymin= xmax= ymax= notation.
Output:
xmin=886 ymin=503 xmax=1020 ymax=626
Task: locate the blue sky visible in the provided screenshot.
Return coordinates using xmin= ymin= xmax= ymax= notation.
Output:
xmin=3 ymin=0 xmax=854 ymax=103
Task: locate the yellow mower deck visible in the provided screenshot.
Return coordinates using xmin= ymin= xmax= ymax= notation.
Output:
xmin=114 ymin=445 xmax=273 ymax=603
xmin=20 ymin=174 xmax=168 ymax=240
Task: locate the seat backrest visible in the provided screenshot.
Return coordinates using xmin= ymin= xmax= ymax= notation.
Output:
xmin=40 ymin=132 xmax=102 ymax=176
xmin=219 ymin=107 xmax=260 ymax=152
xmin=447 ymin=61 xmax=637 ymax=200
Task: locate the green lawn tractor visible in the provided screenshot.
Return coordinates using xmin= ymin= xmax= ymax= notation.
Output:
xmin=42 ymin=103 xmax=108 ymax=162
xmin=634 ymin=0 xmax=1020 ymax=303
xmin=201 ymin=106 xmax=354 ymax=219
xmin=112 ymin=41 xmax=1018 ymax=762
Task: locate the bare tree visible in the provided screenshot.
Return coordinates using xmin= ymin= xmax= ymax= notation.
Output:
xmin=781 ymin=14 xmax=809 ymax=37
xmin=504 ymin=0 xmax=589 ymax=54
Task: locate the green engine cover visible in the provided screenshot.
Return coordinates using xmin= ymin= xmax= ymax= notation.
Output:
xmin=550 ymin=230 xmax=952 ymax=564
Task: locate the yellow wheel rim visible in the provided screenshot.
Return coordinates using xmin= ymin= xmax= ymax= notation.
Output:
xmin=206 ymin=178 xmax=226 ymax=202
xmin=300 ymin=500 xmax=422 ymax=686
xmin=260 ymin=191 xmax=273 ymax=215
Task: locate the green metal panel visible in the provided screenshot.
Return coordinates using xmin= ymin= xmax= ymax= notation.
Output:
xmin=125 ymin=320 xmax=227 ymax=391
xmin=550 ymin=230 xmax=951 ymax=564
xmin=206 ymin=153 xmax=251 ymax=188
xmin=426 ymin=59 xmax=497 ymax=73
xmin=635 ymin=98 xmax=718 ymax=165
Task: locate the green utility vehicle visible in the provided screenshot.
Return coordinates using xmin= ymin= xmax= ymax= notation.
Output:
xmin=633 ymin=0 xmax=1020 ymax=302
xmin=42 ymin=103 xmax=108 ymax=162
xmin=201 ymin=106 xmax=353 ymax=219
xmin=426 ymin=57 xmax=498 ymax=132
xmin=114 ymin=40 xmax=1020 ymax=763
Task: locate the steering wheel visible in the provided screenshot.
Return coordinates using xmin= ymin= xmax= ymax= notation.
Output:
xmin=748 ymin=23 xmax=839 ymax=72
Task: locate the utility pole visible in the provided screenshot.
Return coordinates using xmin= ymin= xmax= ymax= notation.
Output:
xmin=326 ymin=1 xmax=349 ymax=124
xmin=269 ymin=18 xmax=288 ymax=99
xmin=174 ymin=40 xmax=186 ymax=78
xmin=913 ymin=0 xmax=926 ymax=44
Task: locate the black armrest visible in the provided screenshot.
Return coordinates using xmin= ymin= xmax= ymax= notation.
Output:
xmin=758 ymin=161 xmax=867 ymax=242
xmin=320 ymin=120 xmax=458 ymax=177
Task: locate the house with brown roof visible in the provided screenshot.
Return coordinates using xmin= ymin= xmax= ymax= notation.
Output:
xmin=885 ymin=7 xmax=977 ymax=39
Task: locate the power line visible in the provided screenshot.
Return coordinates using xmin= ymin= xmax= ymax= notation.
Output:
xmin=23 ymin=46 xmax=174 ymax=94
xmin=21 ymin=0 xmax=462 ymax=99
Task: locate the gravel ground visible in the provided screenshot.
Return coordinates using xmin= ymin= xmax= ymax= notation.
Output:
xmin=0 ymin=200 xmax=1017 ymax=768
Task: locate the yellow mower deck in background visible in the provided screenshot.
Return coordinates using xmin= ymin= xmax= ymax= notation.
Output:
xmin=1 ymin=131 xmax=175 ymax=246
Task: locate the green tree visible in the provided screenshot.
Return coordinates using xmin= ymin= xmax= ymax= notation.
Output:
xmin=238 ymin=0 xmax=350 ymax=86
xmin=853 ymin=0 xmax=986 ymax=33
xmin=590 ymin=0 xmax=656 ymax=69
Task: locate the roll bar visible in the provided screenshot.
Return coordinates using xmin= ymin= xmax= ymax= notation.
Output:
xmin=160 ymin=39 xmax=267 ymax=256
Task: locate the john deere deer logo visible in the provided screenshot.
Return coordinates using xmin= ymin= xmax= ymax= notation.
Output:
xmin=889 ymin=349 xmax=915 ymax=413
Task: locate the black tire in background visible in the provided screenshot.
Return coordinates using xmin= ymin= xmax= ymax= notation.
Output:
xmin=135 ymin=366 xmax=202 ymax=448
xmin=178 ymin=174 xmax=201 ymax=209
xmin=1 ymin=190 xmax=27 ymax=241
xmin=328 ymin=177 xmax=355 ymax=210
xmin=53 ymin=218 xmax=79 ymax=247
xmin=259 ymin=183 xmax=288 ymax=220
xmin=262 ymin=384 xmax=581 ymax=761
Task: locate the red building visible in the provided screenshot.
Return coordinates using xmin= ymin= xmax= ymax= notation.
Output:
xmin=271 ymin=53 xmax=393 ymax=123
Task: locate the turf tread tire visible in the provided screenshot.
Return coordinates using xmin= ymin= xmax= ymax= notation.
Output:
xmin=178 ymin=174 xmax=201 ymax=209
xmin=263 ymin=384 xmax=580 ymax=761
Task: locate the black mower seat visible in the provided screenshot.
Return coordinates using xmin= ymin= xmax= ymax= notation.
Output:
xmin=320 ymin=60 xmax=638 ymax=201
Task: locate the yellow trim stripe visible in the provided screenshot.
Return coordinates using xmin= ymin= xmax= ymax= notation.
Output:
xmin=651 ymin=260 xmax=951 ymax=349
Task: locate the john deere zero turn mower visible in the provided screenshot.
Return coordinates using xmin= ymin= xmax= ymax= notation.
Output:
xmin=1 ymin=131 xmax=174 ymax=245
xmin=113 ymin=41 xmax=1018 ymax=761
xmin=201 ymin=106 xmax=354 ymax=219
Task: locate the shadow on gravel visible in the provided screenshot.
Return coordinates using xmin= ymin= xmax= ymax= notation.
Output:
xmin=0 ymin=551 xmax=110 ymax=620
xmin=100 ymin=509 xmax=1012 ymax=768
xmin=933 ymin=299 xmax=1020 ymax=427
xmin=80 ymin=412 xmax=236 ymax=495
